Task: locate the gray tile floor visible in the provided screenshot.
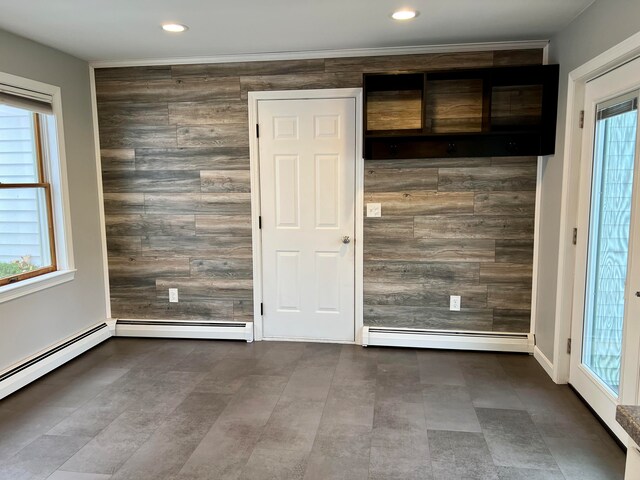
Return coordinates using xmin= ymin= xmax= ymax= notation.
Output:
xmin=0 ymin=338 xmax=626 ymax=480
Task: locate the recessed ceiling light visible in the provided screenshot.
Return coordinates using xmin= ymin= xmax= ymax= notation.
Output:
xmin=392 ymin=10 xmax=417 ymax=20
xmin=161 ymin=23 xmax=188 ymax=33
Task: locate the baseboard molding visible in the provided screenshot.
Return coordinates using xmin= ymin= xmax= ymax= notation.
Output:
xmin=362 ymin=326 xmax=533 ymax=353
xmin=533 ymin=345 xmax=555 ymax=380
xmin=0 ymin=322 xmax=111 ymax=401
xmin=115 ymin=319 xmax=254 ymax=342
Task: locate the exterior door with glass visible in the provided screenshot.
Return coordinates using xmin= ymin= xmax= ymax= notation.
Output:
xmin=570 ymin=57 xmax=640 ymax=441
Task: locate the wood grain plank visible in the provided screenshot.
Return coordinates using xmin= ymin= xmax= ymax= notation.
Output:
xmin=142 ymin=236 xmax=252 ymax=257
xmin=172 ymin=59 xmax=326 ymax=78
xmin=474 ymin=192 xmax=536 ymax=215
xmin=177 ymin=124 xmax=248 ymax=148
xmin=190 ymin=257 xmax=253 ymax=279
xmin=364 ymin=282 xmax=488 ymax=308
xmin=134 ymin=147 xmax=249 ymax=171
xmin=96 ymin=77 xmax=240 ymax=103
xmin=195 ymin=215 xmax=252 ymax=236
xmin=414 ymin=215 xmax=534 ymax=239
xmin=98 ymin=103 xmax=169 ymax=127
xmin=156 ymin=278 xmax=253 ymax=300
xmin=110 ymin=300 xmax=234 ymax=321
xmin=240 ymin=72 xmax=361 ymax=99
xmin=364 ymin=239 xmax=495 ymax=263
xmin=364 ymin=167 xmax=438 ymax=192
xmin=438 ymin=165 xmax=537 ymax=191
xmin=144 ymin=193 xmax=251 ymax=215
xmin=495 ymin=240 xmax=534 ymax=264
xmin=103 ymin=171 xmax=201 ymax=193
xmin=168 ymin=101 xmax=248 ymax=125
xmin=110 ymin=285 xmax=157 ymax=300
xmin=101 ymin=149 xmax=135 ymax=172
xmin=233 ymin=299 xmax=254 ymax=321
xmin=364 ymin=192 xmax=474 ymax=216
xmin=99 ymin=126 xmax=176 ymax=149
xmin=487 ymin=285 xmax=532 ymax=310
xmin=364 ymin=305 xmax=494 ymax=331
xmin=95 ymin=66 xmax=172 ymax=81
xmin=364 ymin=261 xmax=480 ymax=284
xmin=490 ymin=156 xmax=538 ymax=166
xmin=105 ymin=214 xmax=195 ymax=236
xmin=200 ymin=170 xmax=251 ymax=193
xmin=106 ymin=236 xmax=142 ymax=255
xmin=103 ymin=193 xmax=144 ymax=214
xmin=479 ymin=263 xmax=533 ymax=284
xmin=364 ymin=157 xmax=492 ymax=169
xmin=363 ymin=217 xmax=413 ymax=239
xmin=492 ymin=309 xmax=531 ymax=333
xmin=109 ymin=256 xmax=190 ymax=284
xmin=493 ymin=49 xmax=543 ymax=67
xmin=325 ymin=51 xmax=494 ymax=73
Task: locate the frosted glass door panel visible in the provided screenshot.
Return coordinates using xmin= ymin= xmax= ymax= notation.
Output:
xmin=582 ymin=95 xmax=638 ymax=396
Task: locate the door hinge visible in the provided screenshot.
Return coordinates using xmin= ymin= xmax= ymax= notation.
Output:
xmin=567 ymin=338 xmax=572 ymax=354
xmin=256 ymin=124 xmax=260 ymax=138
xmin=572 ymin=228 xmax=578 ymax=245
xmin=260 ymin=303 xmax=264 ymax=315
xmin=258 ymin=216 xmax=262 ymax=229
xmin=579 ymin=110 xmax=584 ymax=129
xmin=533 ymin=333 xmax=537 ymax=346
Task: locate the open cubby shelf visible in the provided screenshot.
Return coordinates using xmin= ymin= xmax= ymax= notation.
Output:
xmin=363 ymin=64 xmax=559 ymax=160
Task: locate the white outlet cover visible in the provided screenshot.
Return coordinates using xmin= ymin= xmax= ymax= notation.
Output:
xmin=367 ymin=203 xmax=382 ymax=217
xmin=169 ymin=288 xmax=179 ymax=303
xmin=450 ymin=295 xmax=461 ymax=311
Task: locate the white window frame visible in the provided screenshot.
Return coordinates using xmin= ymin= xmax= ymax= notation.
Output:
xmin=0 ymin=72 xmax=75 ymax=303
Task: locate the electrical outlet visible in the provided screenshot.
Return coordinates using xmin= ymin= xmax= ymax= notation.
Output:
xmin=450 ymin=295 xmax=461 ymax=311
xmin=367 ymin=203 xmax=382 ymax=217
xmin=169 ymin=288 xmax=179 ymax=303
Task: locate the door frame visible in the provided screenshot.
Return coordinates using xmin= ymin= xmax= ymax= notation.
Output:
xmin=248 ymin=88 xmax=364 ymax=344
xmin=555 ymin=30 xmax=640 ymax=385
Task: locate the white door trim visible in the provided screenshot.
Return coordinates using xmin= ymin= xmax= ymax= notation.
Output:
xmin=554 ymin=30 xmax=640 ymax=384
xmin=248 ymin=88 xmax=364 ymax=344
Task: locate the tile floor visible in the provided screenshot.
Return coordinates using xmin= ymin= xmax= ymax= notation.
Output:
xmin=0 ymin=338 xmax=626 ymax=479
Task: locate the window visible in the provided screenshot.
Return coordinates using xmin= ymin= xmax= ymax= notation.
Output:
xmin=0 ymin=105 xmax=56 ymax=286
xmin=0 ymin=73 xmax=75 ymax=301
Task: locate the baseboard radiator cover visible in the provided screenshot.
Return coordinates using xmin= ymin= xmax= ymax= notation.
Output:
xmin=0 ymin=322 xmax=111 ymax=401
xmin=362 ymin=326 xmax=533 ymax=353
xmin=115 ymin=319 xmax=254 ymax=342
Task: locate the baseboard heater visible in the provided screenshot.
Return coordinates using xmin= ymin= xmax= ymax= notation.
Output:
xmin=115 ymin=319 xmax=254 ymax=342
xmin=0 ymin=322 xmax=111 ymax=401
xmin=362 ymin=326 xmax=533 ymax=353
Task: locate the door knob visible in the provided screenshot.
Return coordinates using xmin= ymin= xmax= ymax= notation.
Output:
xmin=342 ymin=235 xmax=351 ymax=244
xmin=636 ymin=291 xmax=640 ymax=297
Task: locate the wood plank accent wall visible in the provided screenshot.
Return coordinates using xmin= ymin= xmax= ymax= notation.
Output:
xmin=95 ymin=48 xmax=542 ymax=330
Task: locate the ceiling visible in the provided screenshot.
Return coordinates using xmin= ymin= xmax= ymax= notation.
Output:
xmin=0 ymin=0 xmax=595 ymax=63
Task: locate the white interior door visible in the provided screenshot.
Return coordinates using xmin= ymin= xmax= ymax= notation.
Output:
xmin=258 ymin=97 xmax=356 ymax=342
xmin=570 ymin=57 xmax=640 ymax=441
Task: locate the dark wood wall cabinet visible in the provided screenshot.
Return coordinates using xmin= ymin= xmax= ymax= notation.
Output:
xmin=363 ymin=64 xmax=559 ymax=160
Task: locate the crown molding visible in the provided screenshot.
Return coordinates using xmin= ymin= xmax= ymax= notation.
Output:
xmin=89 ymin=40 xmax=549 ymax=68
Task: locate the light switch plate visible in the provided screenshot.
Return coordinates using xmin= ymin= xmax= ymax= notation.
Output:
xmin=367 ymin=203 xmax=382 ymax=217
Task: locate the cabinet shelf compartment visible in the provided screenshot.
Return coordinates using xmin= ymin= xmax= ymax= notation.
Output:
xmin=364 ymin=73 xmax=424 ymax=133
xmin=363 ymin=64 xmax=559 ymax=160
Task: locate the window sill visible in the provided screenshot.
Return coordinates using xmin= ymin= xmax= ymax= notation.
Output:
xmin=0 ymin=270 xmax=76 ymax=304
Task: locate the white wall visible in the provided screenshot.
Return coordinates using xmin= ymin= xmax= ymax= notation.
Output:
xmin=0 ymin=28 xmax=108 ymax=370
xmin=535 ymin=0 xmax=640 ymax=363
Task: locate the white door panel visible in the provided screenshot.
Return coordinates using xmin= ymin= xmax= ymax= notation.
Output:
xmin=570 ymin=56 xmax=640 ymax=441
xmin=258 ymin=98 xmax=356 ymax=342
